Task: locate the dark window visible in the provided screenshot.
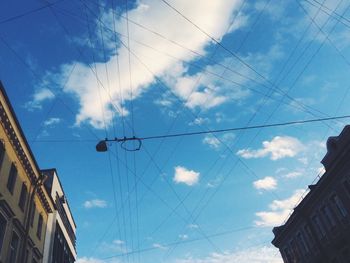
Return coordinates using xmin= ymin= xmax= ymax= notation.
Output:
xmin=290 ymin=240 xmax=300 ymax=260
xmin=8 ymin=231 xmax=19 ymax=263
xmin=37 ymin=214 xmax=43 ymax=239
xmin=6 ymin=163 xmax=17 ymax=194
xmin=297 ymin=232 xmax=310 ymax=255
xmin=0 ymin=141 xmax=5 ymax=170
xmin=24 ymin=249 xmax=29 ymax=263
xmin=0 ymin=213 xmax=7 ymax=254
xmin=344 ymin=180 xmax=350 ymax=196
xmin=331 ymin=195 xmax=348 ymax=218
xmin=321 ymin=205 xmax=336 ymax=228
xmin=304 ymin=224 xmax=318 ymax=253
xmin=18 ymin=183 xmax=28 ymax=211
xmin=30 ymin=203 xmax=36 ymax=227
xmin=283 ymin=247 xmax=292 ymax=263
xmin=313 ymin=215 xmax=326 ymax=238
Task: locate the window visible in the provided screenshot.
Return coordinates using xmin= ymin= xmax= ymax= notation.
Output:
xmin=0 ymin=141 xmax=5 ymax=171
xmin=6 ymin=163 xmax=17 ymax=194
xmin=18 ymin=183 xmax=28 ymax=211
xmin=282 ymin=247 xmax=292 ymax=263
xmin=331 ymin=195 xmax=348 ymax=218
xmin=30 ymin=203 xmax=36 ymax=227
xmin=8 ymin=231 xmax=19 ymax=263
xmin=312 ymin=215 xmax=326 ymax=239
xmin=321 ymin=205 xmax=337 ymax=228
xmin=290 ymin=240 xmax=300 ymax=261
xmin=0 ymin=213 xmax=7 ymax=254
xmin=304 ymin=224 xmax=318 ymax=252
xmin=344 ymin=180 xmax=350 ymax=196
xmin=37 ymin=214 xmax=43 ymax=239
xmin=24 ymin=249 xmax=29 ymax=263
xmin=297 ymin=232 xmax=310 ymax=255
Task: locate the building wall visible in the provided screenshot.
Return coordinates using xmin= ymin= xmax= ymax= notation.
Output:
xmin=272 ymin=126 xmax=350 ymax=263
xmin=42 ymin=170 xmax=76 ymax=263
xmin=0 ymin=83 xmax=53 ymax=263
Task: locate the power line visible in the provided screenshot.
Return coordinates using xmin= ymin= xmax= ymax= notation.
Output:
xmin=137 ymin=114 xmax=350 ymax=141
xmin=102 ymin=225 xmax=256 ymax=259
xmin=0 ymin=0 xmax=65 ymax=25
xmin=33 ymin=114 xmax=350 ymax=144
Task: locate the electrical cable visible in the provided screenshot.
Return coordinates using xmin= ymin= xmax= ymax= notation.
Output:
xmin=0 ymin=0 xmax=65 ymax=25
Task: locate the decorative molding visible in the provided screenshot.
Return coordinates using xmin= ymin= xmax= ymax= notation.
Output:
xmin=0 ymin=102 xmax=52 ymax=214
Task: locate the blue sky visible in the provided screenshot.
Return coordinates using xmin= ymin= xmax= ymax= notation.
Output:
xmin=1 ymin=0 xmax=350 ymax=262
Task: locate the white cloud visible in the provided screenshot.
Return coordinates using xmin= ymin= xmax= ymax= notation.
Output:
xmin=255 ymin=189 xmax=305 ymax=227
xmin=237 ymin=136 xmax=304 ymax=160
xmin=25 ymin=88 xmax=55 ymax=110
xmin=253 ymin=176 xmax=277 ymax=190
xmin=76 ymin=258 xmax=105 ymax=263
xmin=174 ymin=245 xmax=282 ymax=263
xmin=173 ymin=166 xmax=200 ymax=186
xmin=203 ymin=133 xmax=235 ymax=150
xmin=187 ymin=224 xmax=199 ymax=229
xmin=152 ymin=243 xmax=168 ymax=250
xmin=284 ymin=171 xmax=302 ymax=179
xmin=99 ymin=239 xmax=127 ymax=254
xmin=189 ymin=117 xmax=210 ymax=126
xmin=179 ymin=234 xmax=188 ymax=240
xmin=40 ymin=0 xmax=246 ymax=129
xmin=76 ymin=258 xmax=120 ymax=263
xmin=44 ymin=117 xmax=61 ymax=127
xmin=83 ymin=199 xmax=107 ymax=209
xmin=203 ymin=135 xmax=221 ymax=149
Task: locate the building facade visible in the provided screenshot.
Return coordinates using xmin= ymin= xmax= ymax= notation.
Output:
xmin=42 ymin=169 xmax=77 ymax=263
xmin=272 ymin=125 xmax=350 ymax=263
xmin=0 ymin=82 xmax=54 ymax=263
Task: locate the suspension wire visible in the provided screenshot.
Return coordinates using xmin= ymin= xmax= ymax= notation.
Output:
xmin=0 ymin=0 xmax=65 ymax=25
xmin=102 ymin=225 xmax=256 ymax=259
xmin=104 ymin=114 xmax=349 ymax=143
xmin=61 ymin=0 xmax=341 ymax=122
xmin=304 ymin=0 xmax=350 ymax=28
xmin=157 ymin=0 xmax=344 ymax=127
xmin=81 ymin=1 xmax=248 ymax=255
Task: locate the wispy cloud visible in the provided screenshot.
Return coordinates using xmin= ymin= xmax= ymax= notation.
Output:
xmin=237 ymin=136 xmax=304 ymax=160
xmin=173 ymin=166 xmax=200 ymax=186
xmin=202 ymin=133 xmax=235 ymax=150
xmin=255 ymin=189 xmax=305 ymax=227
xmin=174 ymin=245 xmax=282 ymax=263
xmin=44 ymin=117 xmax=61 ymax=127
xmin=178 ymin=234 xmax=188 ymax=240
xmin=253 ymin=176 xmax=277 ymax=190
xmin=38 ymin=0 xmax=246 ymax=129
xmin=76 ymin=258 xmax=120 ymax=263
xmin=152 ymin=243 xmax=168 ymax=250
xmin=99 ymin=239 xmax=127 ymax=254
xmin=284 ymin=171 xmax=303 ymax=179
xmin=83 ymin=199 xmax=107 ymax=209
xmin=24 ymin=88 xmax=55 ymax=110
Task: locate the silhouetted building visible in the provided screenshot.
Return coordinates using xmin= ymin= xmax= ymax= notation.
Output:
xmin=272 ymin=126 xmax=350 ymax=263
xmin=42 ymin=169 xmax=76 ymax=263
xmin=0 ymin=81 xmax=54 ymax=263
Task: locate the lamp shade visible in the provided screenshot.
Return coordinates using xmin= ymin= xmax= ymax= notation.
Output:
xmin=96 ymin=140 xmax=108 ymax=152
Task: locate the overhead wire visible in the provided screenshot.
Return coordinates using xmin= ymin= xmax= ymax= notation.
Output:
xmin=124 ymin=0 xmax=138 ymax=261
xmin=17 ymin=0 xmax=350 ymax=260
xmin=157 ymin=0 xmax=344 ymax=128
xmin=66 ymin=0 xmax=340 ymax=121
xmin=102 ymin=225 xmax=257 ymax=259
xmin=0 ymin=0 xmax=65 ymax=25
xmin=79 ymin=0 xmax=244 ymax=255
